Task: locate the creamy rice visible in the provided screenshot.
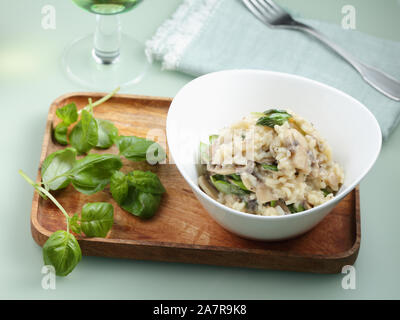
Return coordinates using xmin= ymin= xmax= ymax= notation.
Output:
xmin=198 ymin=110 xmax=344 ymax=216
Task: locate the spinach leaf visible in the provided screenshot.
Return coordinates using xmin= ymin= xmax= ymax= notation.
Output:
xmin=54 ymin=122 xmax=69 ymax=145
xmin=229 ymin=178 xmax=249 ymax=192
xmin=41 ymin=148 xmax=77 ymax=191
xmin=110 ymin=171 xmax=129 ymax=205
xmin=127 ymin=171 xmax=166 ymax=195
xmin=256 ymin=110 xmax=292 ymax=127
xmin=117 ymin=136 xmax=166 ymax=163
xmin=69 ymin=154 xmax=123 ymax=195
xmin=96 ymin=119 xmax=118 ymax=149
xmin=56 ymin=103 xmax=78 ymax=125
xmin=121 ymin=187 xmax=162 ymax=220
xmin=210 ymin=175 xmax=247 ymax=196
xmin=80 ymin=202 xmax=114 ymax=238
xmin=42 ymin=230 xmax=82 ymax=277
xmin=261 ymin=164 xmax=279 ymax=172
xmin=69 ymin=110 xmax=99 ymax=154
xmin=321 ymin=187 xmax=333 ymax=196
xmin=288 ymin=203 xmax=305 ymax=213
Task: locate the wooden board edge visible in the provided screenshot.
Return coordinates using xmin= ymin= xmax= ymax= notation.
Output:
xmin=50 ymin=91 xmax=173 ymax=106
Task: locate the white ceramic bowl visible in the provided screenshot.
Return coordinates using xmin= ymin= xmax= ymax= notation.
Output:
xmin=166 ymin=70 xmax=381 ymax=241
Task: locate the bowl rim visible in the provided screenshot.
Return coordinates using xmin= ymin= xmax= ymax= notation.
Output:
xmin=166 ymin=69 xmax=382 ymax=221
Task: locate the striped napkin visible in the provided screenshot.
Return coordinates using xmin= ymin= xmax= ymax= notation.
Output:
xmin=146 ymin=0 xmax=400 ymax=140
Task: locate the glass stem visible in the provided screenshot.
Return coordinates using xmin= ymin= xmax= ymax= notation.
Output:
xmin=93 ymin=14 xmax=121 ymax=65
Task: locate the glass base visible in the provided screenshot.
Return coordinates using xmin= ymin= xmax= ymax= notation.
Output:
xmin=62 ymin=33 xmax=149 ymax=90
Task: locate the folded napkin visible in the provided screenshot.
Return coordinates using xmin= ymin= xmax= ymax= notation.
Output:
xmin=146 ymin=0 xmax=400 ymax=140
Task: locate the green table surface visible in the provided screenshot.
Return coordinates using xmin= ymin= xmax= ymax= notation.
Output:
xmin=1 ymin=0 xmax=399 ymax=299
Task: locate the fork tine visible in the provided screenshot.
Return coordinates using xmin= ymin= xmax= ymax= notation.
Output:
xmin=262 ymin=0 xmax=285 ymax=14
xmin=255 ymin=0 xmax=279 ymax=13
xmin=242 ymin=0 xmax=274 ymax=24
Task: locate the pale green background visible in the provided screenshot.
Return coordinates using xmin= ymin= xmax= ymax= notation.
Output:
xmin=0 ymin=0 xmax=399 ymax=299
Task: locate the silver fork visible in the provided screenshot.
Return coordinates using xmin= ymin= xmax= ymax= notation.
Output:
xmin=242 ymin=0 xmax=400 ymax=101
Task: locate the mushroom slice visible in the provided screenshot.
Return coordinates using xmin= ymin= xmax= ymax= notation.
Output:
xmin=207 ymin=164 xmax=236 ymax=175
xmin=302 ymin=201 xmax=312 ymax=210
xmin=288 ymin=129 xmax=310 ymax=172
xmin=277 ymin=199 xmax=291 ymax=214
xmin=327 ymin=172 xmax=339 ymax=191
xmin=240 ymin=172 xmax=257 ymax=192
xmin=256 ymin=183 xmax=275 ymax=204
xmin=235 ymin=160 xmax=255 ymax=174
xmin=246 ymin=199 xmax=258 ymax=212
xmin=198 ymin=176 xmax=219 ymax=200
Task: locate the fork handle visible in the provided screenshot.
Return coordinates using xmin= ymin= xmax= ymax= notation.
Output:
xmin=294 ymin=23 xmax=400 ymax=101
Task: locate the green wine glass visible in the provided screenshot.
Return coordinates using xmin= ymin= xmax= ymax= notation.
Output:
xmin=62 ymin=0 xmax=149 ymax=89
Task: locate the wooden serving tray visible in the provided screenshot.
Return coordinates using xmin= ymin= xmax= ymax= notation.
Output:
xmin=31 ymin=92 xmax=360 ymax=274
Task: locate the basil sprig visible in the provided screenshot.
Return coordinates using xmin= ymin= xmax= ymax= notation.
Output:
xmin=73 ymin=203 xmax=114 ymax=238
xmin=41 ymin=151 xmax=123 ymax=195
xmin=53 ymin=103 xmax=79 ymax=146
xmin=19 ymin=170 xmax=114 ymax=276
xmin=69 ymin=109 xmax=99 ymax=154
xmin=53 ymin=88 xmax=120 ymax=153
xmin=41 ymin=148 xmax=77 ymax=191
xmin=256 ymin=109 xmax=292 ymax=127
xmin=69 ymin=154 xmax=123 ymax=195
xmin=96 ymin=119 xmax=118 ymax=149
xmin=43 ymin=230 xmax=82 ymax=277
xmin=110 ymin=170 xmax=166 ymax=219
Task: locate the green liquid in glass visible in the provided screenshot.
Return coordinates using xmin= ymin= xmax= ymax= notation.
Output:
xmin=72 ymin=0 xmax=142 ymax=15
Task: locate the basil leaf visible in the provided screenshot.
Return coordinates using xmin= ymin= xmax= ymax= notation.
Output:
xmin=69 ymin=110 xmax=99 ymax=154
xmin=261 ymin=164 xmax=278 ymax=172
xmin=121 ymin=187 xmax=162 ymax=220
xmin=68 ymin=213 xmax=81 ymax=234
xmin=256 ymin=110 xmax=292 ymax=127
xmin=42 ymin=230 xmax=82 ymax=277
xmin=210 ymin=175 xmax=247 ymax=196
xmin=69 ymin=154 xmax=123 ymax=195
xmin=229 ymin=178 xmax=249 ymax=192
xmin=54 ymin=122 xmax=69 ymax=145
xmin=80 ymin=202 xmax=114 ymax=238
xmin=322 ymin=187 xmax=334 ymax=196
xmin=117 ymin=136 xmax=165 ymax=163
xmin=56 ymin=103 xmax=78 ymax=125
xmin=127 ymin=171 xmax=166 ymax=194
xmin=288 ymin=203 xmax=305 ymax=213
xmin=110 ymin=171 xmax=129 ymax=205
xmin=41 ymin=148 xmax=77 ymax=191
xmin=96 ymin=119 xmax=118 ymax=149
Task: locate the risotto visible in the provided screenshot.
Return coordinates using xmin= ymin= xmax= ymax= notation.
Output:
xmin=198 ymin=109 xmax=344 ymax=216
